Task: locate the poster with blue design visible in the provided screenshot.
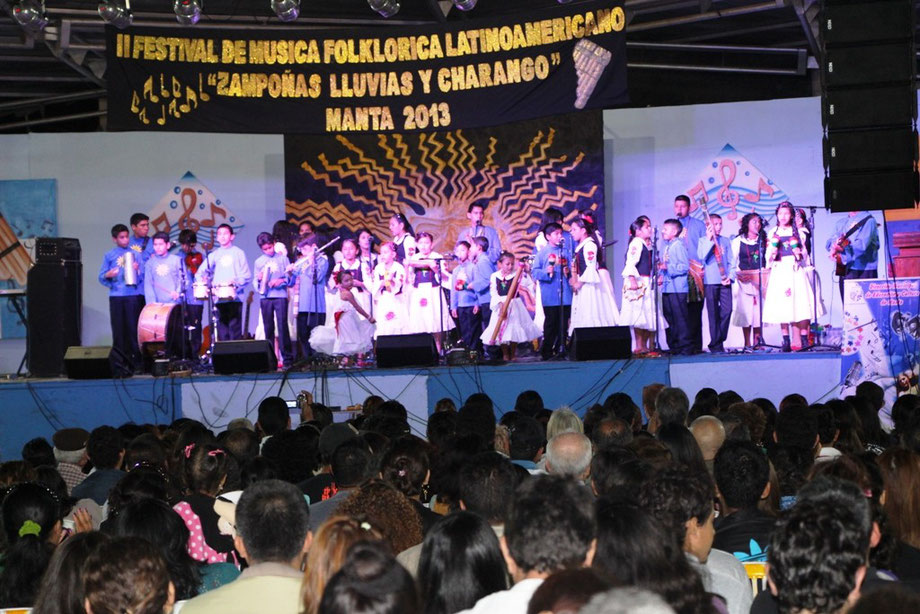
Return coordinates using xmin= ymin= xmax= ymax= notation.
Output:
xmin=840 ymin=277 xmax=920 ymax=428
xmin=145 ymin=171 xmax=244 ymax=249
xmin=684 ymin=144 xmax=790 ymax=225
xmin=0 ymin=179 xmax=57 ymax=339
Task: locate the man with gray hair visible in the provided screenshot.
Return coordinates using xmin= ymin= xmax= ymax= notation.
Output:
xmin=544 ymin=432 xmax=592 ymax=481
xmin=656 ymin=387 xmax=690 ymax=427
xmin=182 ymin=479 xmax=312 ymax=614
xmin=581 ymin=587 xmax=676 ymax=614
xmin=52 ymin=427 xmax=89 ymax=495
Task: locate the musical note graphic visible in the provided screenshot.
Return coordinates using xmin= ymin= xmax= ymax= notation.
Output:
xmin=743 ymin=177 xmax=775 ymax=204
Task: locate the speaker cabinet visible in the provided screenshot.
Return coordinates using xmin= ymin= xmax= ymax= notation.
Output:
xmin=825 ymin=170 xmax=920 ymax=212
xmin=64 ymin=346 xmax=131 ymax=379
xmin=570 ymin=326 xmax=632 ymax=361
xmin=212 ymin=340 xmax=277 ymax=374
xmin=376 ymin=334 xmax=438 ymax=368
xmin=28 ymin=260 xmax=82 ymax=377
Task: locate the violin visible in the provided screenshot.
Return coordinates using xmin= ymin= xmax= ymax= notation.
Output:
xmin=185 ymin=251 xmax=203 ymax=275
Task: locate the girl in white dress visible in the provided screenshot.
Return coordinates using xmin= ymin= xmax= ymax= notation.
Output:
xmin=568 ymin=218 xmax=620 ymax=334
xmin=309 ymin=270 xmax=376 ymax=362
xmin=329 ymin=238 xmax=373 ymax=321
xmin=763 ymin=201 xmax=825 ymax=352
xmin=481 ymin=252 xmax=542 ymax=361
xmin=620 ymin=215 xmax=656 ymax=353
xmin=371 ymin=242 xmax=408 ymax=337
xmin=404 ymin=232 xmax=455 ymax=353
xmin=730 ymin=213 xmax=767 ymax=348
xmin=389 ymin=213 xmax=416 ymax=264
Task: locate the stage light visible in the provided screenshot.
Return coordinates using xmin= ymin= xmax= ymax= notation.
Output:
xmin=12 ymin=0 xmax=48 ymax=30
xmin=452 ymin=0 xmax=476 ymax=10
xmin=174 ymin=0 xmax=201 ymax=25
xmin=368 ymin=0 xmax=399 ymax=18
xmin=98 ymin=0 xmax=133 ymax=28
xmin=271 ymin=0 xmax=298 ymax=21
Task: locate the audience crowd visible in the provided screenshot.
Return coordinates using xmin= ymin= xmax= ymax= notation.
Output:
xmin=1 ymin=381 xmax=919 ymax=614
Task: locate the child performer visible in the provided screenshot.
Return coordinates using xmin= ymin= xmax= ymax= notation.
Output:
xmin=129 ymin=212 xmax=154 ymax=272
xmin=99 ymin=223 xmax=144 ymax=369
xmin=621 ymin=216 xmax=656 ymax=353
xmin=330 ymin=238 xmax=373 ymax=320
xmin=254 ymin=232 xmax=293 ymax=368
xmin=450 ymin=241 xmax=479 ymax=349
xmin=763 ymin=201 xmax=823 ymax=352
xmin=533 ymin=223 xmax=574 ymax=360
xmin=143 ymin=231 xmax=184 ymax=358
xmin=659 ymin=219 xmax=692 ymax=355
xmin=291 ymin=235 xmax=329 ymax=359
xmin=697 ymin=213 xmax=735 ymax=353
xmin=731 ymin=213 xmax=767 ymax=349
xmin=468 ymin=236 xmax=497 ymax=357
xmin=310 ymin=271 xmax=376 ymax=362
xmin=405 ymin=232 xmax=455 ymax=353
xmin=371 ymin=242 xmax=408 ymax=336
xmin=481 ymin=252 xmax=541 ymax=361
xmin=195 ymin=223 xmax=251 ymax=341
xmin=357 ymin=228 xmax=379 ymax=272
xmin=568 ymin=217 xmax=620 ymax=333
xmin=389 ymin=213 xmax=416 ymax=264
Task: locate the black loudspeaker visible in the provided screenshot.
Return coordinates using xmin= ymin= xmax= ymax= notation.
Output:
xmin=823 ymin=43 xmax=915 ymax=87
xmin=821 ymin=1 xmax=914 ymax=46
xmin=571 ymin=326 xmax=632 ymax=361
xmin=376 ymin=334 xmax=438 ymax=368
xmin=27 ymin=261 xmax=82 ymax=377
xmin=824 ymin=128 xmax=918 ymax=173
xmin=212 ymin=340 xmax=277 ymax=374
xmin=825 ymin=170 xmax=920 ymax=212
xmin=64 ymin=346 xmax=131 ymax=379
xmin=822 ymin=85 xmax=917 ymax=131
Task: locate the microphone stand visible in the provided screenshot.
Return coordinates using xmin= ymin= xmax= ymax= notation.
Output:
xmin=178 ymin=255 xmax=191 ymax=363
xmin=203 ymin=244 xmax=217 ymax=371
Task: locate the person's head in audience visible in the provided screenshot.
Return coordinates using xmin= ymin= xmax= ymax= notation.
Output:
xmin=236 ymin=479 xmax=312 ymax=567
xmin=827 ymin=400 xmax=864 ymax=455
xmin=0 ymin=460 xmax=36 ymax=487
xmin=526 ymin=568 xmax=611 ymax=614
xmin=301 ymin=516 xmax=384 ymax=614
xmin=847 ymin=395 xmax=887 ymax=448
xmin=330 ymin=438 xmax=373 ymax=489
xmin=656 ymin=424 xmax=708 ymax=475
xmin=602 ymin=392 xmax=643 ymax=433
xmin=725 ymin=402 xmax=767 ymax=447
xmin=593 ymin=499 xmax=710 ymax=614
xmin=169 ymin=423 xmax=213 ymax=489
xmin=419 ymin=511 xmax=508 ymax=614
xmin=32 ymin=531 xmax=109 ymax=614
xmin=583 ymin=405 xmax=615 ymax=440
xmin=334 ymin=479 xmax=423 ymax=554
xmin=318 ymin=540 xmax=419 ymax=614
xmin=83 ymin=536 xmax=174 ymax=614
xmin=639 ymin=466 xmax=716 ymax=564
xmin=767 ymin=497 xmax=867 ymax=614
xmin=642 ymin=383 xmax=666 ymax=431
xmin=457 ymin=452 xmax=519 ymax=525
xmin=87 ymin=426 xmax=125 ymax=471
xmin=503 ymin=474 xmax=596 ymax=582
xmin=508 ymin=416 xmax=545 ymax=464
xmin=720 ymin=412 xmax=751 ymax=442
xmin=751 ymin=397 xmax=779 ymax=446
xmin=111 ymin=498 xmax=202 ymax=600
xmin=376 ymin=400 xmax=409 ymax=422
xmin=515 ymin=390 xmax=545 ymax=418
xmin=592 ymin=418 xmax=634 ymax=449
xmin=779 ymin=393 xmax=808 ymax=412
xmin=877 ymin=447 xmax=920 ymax=551
xmin=693 ymin=387 xmax=719 ymax=412
xmin=655 ymin=387 xmax=690 ymax=429
xmin=240 ymin=456 xmax=278 ymax=488
xmin=362 ymin=395 xmax=385 ymax=416
xmin=849 ymin=585 xmax=920 ymax=614
xmin=690 ymin=415 xmax=725 ymax=467
xmin=546 ymin=408 xmax=583 ymax=440
xmin=52 ymin=428 xmax=89 ymax=471
xmin=714 ymin=440 xmax=770 ymax=515
xmin=226 ymin=417 xmax=254 ymax=431
xmin=219 ymin=427 xmax=260 ymax=465
xmin=124 ymin=433 xmax=167 ymax=471
xmin=183 ymin=443 xmax=229 ymax=497
xmin=589 ymin=446 xmax=649 ymax=500
xmin=813 ymin=404 xmax=839 ymax=451
xmin=426 ymin=411 xmax=458 ymax=451
xmin=457 ymin=403 xmax=496 ymax=451
xmin=630 ymin=437 xmax=673 ymax=472
xmin=361 ymin=414 xmax=410 ymax=441
xmin=380 ymin=436 xmax=431 ymax=501
xmin=22 ymin=438 xmax=55 ymax=469
xmin=34 ymin=467 xmax=69 ymax=515
xmin=580 ymin=587 xmax=677 ymax=614
xmin=774 ymin=404 xmax=820 ymax=455
xmin=0 ymin=481 xmax=63 ymax=607
xmin=854 ymin=381 xmax=885 ymax=413
xmin=891 ymin=395 xmax=920 ymax=449
xmin=433 ymin=397 xmax=456 ymax=413
xmin=769 ymin=444 xmax=815 ymax=502
xmin=105 ymin=465 xmax=170 ymax=521
xmin=262 ymin=428 xmax=320 ymax=484
xmin=717 ymin=390 xmax=743 ymax=410
xmin=257 ymin=396 xmax=290 ymax=439
xmin=544 ymin=432 xmax=592 ymax=481
xmin=304 ymin=403 xmax=334 ymax=431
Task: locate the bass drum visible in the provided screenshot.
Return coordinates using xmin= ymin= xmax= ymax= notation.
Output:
xmin=137 ymin=302 xmax=182 ymax=351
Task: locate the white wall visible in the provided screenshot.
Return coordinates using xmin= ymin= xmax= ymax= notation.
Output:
xmin=0 ymin=132 xmax=284 ymax=372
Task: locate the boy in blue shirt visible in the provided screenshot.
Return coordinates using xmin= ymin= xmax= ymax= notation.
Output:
xmin=532 ymin=223 xmax=573 ymax=360
xmin=469 ymin=236 xmax=497 ymax=356
xmin=254 ymin=232 xmax=293 ymax=367
xmin=99 ymin=223 xmax=144 ymax=369
xmin=660 ymin=219 xmax=692 ymax=355
xmin=450 ymin=240 xmax=479 ymax=350
xmin=697 ymin=213 xmax=735 ymax=353
xmin=195 ymin=223 xmax=252 ymax=341
xmin=143 ymin=231 xmax=184 ymax=358
xmin=293 ymin=235 xmax=329 ymax=359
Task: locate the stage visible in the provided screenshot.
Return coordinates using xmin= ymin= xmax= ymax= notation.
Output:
xmin=0 ymin=350 xmax=843 ymax=460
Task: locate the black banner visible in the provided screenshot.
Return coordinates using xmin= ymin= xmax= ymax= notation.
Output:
xmin=105 ymin=0 xmax=627 ymax=134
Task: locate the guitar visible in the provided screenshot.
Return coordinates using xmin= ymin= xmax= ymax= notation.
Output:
xmin=829 ymin=215 xmax=873 ymax=276
xmin=242 ymin=291 xmax=254 ymax=340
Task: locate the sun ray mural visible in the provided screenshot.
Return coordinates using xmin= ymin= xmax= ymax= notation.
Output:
xmin=284 ymin=112 xmax=604 ymax=259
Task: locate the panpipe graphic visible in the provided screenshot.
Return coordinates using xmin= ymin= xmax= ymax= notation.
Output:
xmin=285 ymin=114 xmax=605 ymax=260
xmin=573 ymin=39 xmax=612 ymax=110
xmin=0 ymin=213 xmax=32 ymax=286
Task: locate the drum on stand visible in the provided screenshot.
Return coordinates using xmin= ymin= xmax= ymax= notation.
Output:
xmin=138 ymin=302 xmax=182 ymax=350
xmin=193 ymin=282 xmax=210 ymax=300
xmin=214 ymin=284 xmax=236 ymax=300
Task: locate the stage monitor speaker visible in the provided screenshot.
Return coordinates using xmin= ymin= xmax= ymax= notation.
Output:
xmin=27 ymin=261 xmax=82 ymax=378
xmin=64 ymin=346 xmax=131 ymax=379
xmin=571 ymin=326 xmax=632 ymax=361
xmin=821 ymin=1 xmax=914 ymax=46
xmin=825 ymin=169 xmax=919 ymax=212
xmin=822 ymin=85 xmax=917 ymax=131
xmin=376 ymin=334 xmax=438 ymax=368
xmin=212 ymin=340 xmax=277 ymax=374
xmin=823 ymin=127 xmax=918 ymax=173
